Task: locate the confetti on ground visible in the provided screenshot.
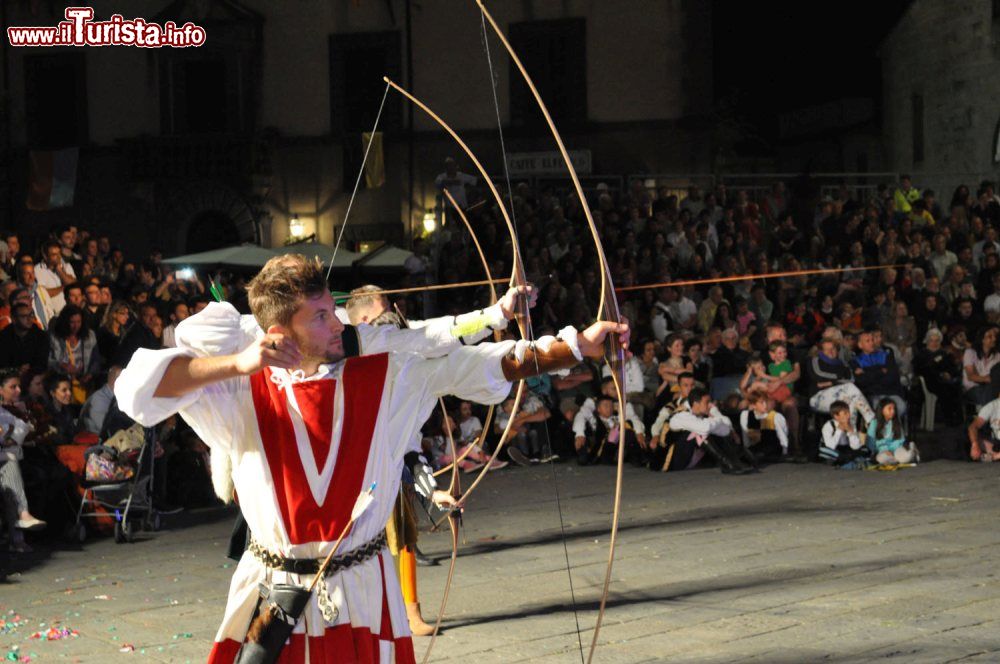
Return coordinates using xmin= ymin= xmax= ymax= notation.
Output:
xmin=0 ymin=611 xmax=27 ymax=635
xmin=4 ymin=644 xmax=31 ymax=662
xmin=118 ymin=644 xmax=134 ymax=653
xmin=172 ymin=633 xmax=192 ymax=640
xmin=29 ymin=626 xmax=79 ymax=641
xmin=93 ymin=595 xmax=111 ymax=601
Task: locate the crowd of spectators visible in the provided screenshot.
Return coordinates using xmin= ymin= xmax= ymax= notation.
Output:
xmin=4 ymin=169 xmax=1000 ymax=552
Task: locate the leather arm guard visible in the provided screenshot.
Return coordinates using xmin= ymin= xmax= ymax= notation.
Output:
xmin=404 ymin=451 xmax=437 ymax=499
xmin=501 ymin=340 xmax=580 ymax=381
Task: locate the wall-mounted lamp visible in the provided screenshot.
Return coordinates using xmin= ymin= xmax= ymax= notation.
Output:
xmin=422 ymin=211 xmax=437 ymax=234
xmin=289 ymin=214 xmax=305 ymax=239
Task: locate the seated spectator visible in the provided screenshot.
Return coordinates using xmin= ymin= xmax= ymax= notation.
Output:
xmin=0 ymin=368 xmax=46 ymax=552
xmin=573 ymin=393 xmax=644 ymax=466
xmin=453 ymin=400 xmax=506 ymax=471
xmin=79 ymin=366 xmax=122 ymax=435
xmin=43 ymin=373 xmax=76 ymax=445
xmin=48 ymin=304 xmax=101 ymax=403
xmin=807 ymin=337 xmax=876 ymax=425
xmin=962 ymin=325 xmax=1000 ymax=406
xmin=636 ymin=340 xmax=661 ymax=395
xmin=497 ymin=391 xmax=553 ymax=465
xmin=97 ymin=300 xmax=131 ymax=362
xmin=882 ymin=301 xmax=917 ymax=360
xmin=601 ymin=350 xmax=649 ymax=418
xmin=686 ymin=337 xmax=711 ymax=386
xmin=0 ymin=303 xmax=48 ymax=372
xmin=711 ymin=328 xmax=749 ymax=400
xmin=818 ymin=400 xmax=870 ymax=468
xmin=967 ymin=391 xmax=1000 ymax=462
xmin=913 ymin=328 xmax=962 ymax=425
xmin=765 ymin=341 xmax=802 ymax=457
xmin=866 ymin=398 xmax=919 ymax=465
xmin=112 ymin=301 xmax=161 ymax=367
xmin=739 ymin=390 xmax=788 ymax=462
xmin=649 ymin=372 xmax=695 ymax=471
xmin=657 ymin=333 xmax=692 ymax=390
xmin=665 ymin=387 xmax=753 ymax=474
xmin=852 ymin=329 xmax=906 ymax=415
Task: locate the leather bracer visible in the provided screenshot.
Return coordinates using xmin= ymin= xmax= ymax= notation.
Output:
xmin=501 ymin=340 xmax=579 ymax=381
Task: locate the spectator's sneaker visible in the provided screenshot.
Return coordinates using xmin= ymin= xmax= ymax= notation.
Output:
xmin=539 ymin=454 xmax=560 ymax=464
xmin=487 ymin=458 xmax=509 ymax=470
xmin=459 ymin=460 xmax=483 ymax=473
xmin=507 ymin=447 xmax=532 ymax=467
xmin=15 ymin=516 xmax=46 ymax=531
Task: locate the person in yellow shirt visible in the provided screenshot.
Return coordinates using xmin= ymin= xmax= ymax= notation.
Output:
xmin=893 ymin=174 xmax=921 ymax=220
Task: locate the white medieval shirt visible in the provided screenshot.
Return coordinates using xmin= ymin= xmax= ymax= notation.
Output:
xmin=115 ymin=302 xmax=581 ymax=664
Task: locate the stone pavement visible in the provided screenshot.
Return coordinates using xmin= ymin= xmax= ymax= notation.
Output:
xmin=2 ymin=459 xmax=1000 ymax=663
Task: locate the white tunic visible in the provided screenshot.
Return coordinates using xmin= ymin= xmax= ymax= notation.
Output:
xmin=114 ymin=303 xmax=518 ymax=664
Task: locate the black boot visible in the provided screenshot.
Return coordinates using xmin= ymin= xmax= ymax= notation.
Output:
xmin=702 ymin=439 xmax=753 ymax=475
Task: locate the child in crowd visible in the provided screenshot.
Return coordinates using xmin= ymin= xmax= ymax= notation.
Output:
xmin=494 ymin=392 xmax=553 ymax=466
xmin=865 ymin=398 xmax=919 ymax=465
xmin=734 ymin=296 xmax=757 ymax=340
xmin=455 ymin=400 xmax=507 ymax=472
xmin=819 ymin=400 xmax=870 ymax=468
xmin=739 ymin=390 xmax=787 ymax=462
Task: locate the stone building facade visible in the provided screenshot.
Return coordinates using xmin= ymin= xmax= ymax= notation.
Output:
xmin=2 ymin=0 xmax=714 ymax=256
xmin=881 ymin=0 xmax=1000 ymax=200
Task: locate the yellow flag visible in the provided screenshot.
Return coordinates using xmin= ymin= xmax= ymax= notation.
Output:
xmin=363 ymin=132 xmax=384 ymax=189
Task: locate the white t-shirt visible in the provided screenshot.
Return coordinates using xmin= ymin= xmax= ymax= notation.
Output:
xmin=35 ymin=260 xmax=76 ymax=315
xmin=458 ymin=416 xmax=482 ymax=444
xmin=977 ymin=398 xmax=1000 ymax=440
xmin=962 ymin=348 xmax=1000 ymax=390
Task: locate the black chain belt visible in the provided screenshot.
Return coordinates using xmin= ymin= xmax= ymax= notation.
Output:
xmin=249 ymin=531 xmax=387 ymax=576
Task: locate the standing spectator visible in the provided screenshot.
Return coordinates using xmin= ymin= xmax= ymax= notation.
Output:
xmin=893 ymin=175 xmax=921 ymax=219
xmin=34 ymin=240 xmax=76 ymax=316
xmin=15 ymin=259 xmax=53 ymax=329
xmin=434 ymin=157 xmax=477 ymax=210
xmin=162 ymin=300 xmax=190 ymax=348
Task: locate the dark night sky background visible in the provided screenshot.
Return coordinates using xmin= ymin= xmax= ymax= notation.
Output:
xmin=712 ymin=0 xmax=913 ymax=143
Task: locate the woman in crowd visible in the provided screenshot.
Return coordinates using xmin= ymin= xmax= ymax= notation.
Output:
xmin=913 ymin=327 xmax=962 ymax=426
xmin=962 ymin=325 xmax=1000 ymax=406
xmin=96 ymin=300 xmax=131 ymax=364
xmin=43 ymin=373 xmax=76 ymax=445
xmin=48 ymin=305 xmax=101 ymax=403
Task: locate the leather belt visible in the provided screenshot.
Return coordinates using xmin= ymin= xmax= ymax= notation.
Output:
xmin=249 ymin=531 xmax=387 ymax=576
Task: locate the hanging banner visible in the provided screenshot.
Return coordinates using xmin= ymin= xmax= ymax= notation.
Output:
xmin=506 ymin=150 xmax=592 ymax=176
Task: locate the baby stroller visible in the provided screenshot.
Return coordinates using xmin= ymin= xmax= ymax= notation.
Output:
xmin=73 ymin=425 xmax=160 ymax=543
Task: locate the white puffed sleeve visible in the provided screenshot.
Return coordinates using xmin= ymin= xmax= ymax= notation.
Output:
xmin=358 ymin=302 xmax=509 ymax=358
xmin=114 ymin=303 xmax=248 ymax=452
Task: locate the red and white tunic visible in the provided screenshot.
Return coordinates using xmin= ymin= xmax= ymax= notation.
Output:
xmin=115 ymin=303 xmax=520 ymax=664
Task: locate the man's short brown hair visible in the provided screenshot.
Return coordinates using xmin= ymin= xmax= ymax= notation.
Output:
xmin=344 ymin=284 xmax=387 ymax=319
xmin=248 ymin=254 xmax=328 ymax=330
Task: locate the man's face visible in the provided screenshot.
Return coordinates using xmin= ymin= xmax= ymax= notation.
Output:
xmin=766 ymin=326 xmax=787 ymax=344
xmin=959 ymin=302 xmax=973 ymax=318
xmin=12 ymin=306 xmax=34 ymax=331
xmin=66 ymin=287 xmax=84 ymax=308
xmin=45 ymin=245 xmax=62 ymax=269
xmin=5 ymin=235 xmax=19 ymax=256
xmin=59 ymin=230 xmax=73 ymax=250
xmin=18 ymin=263 xmax=35 ymax=287
xmin=721 ymin=332 xmax=738 ymax=349
xmin=173 ymin=303 xmax=190 ymax=323
xmin=85 ymin=285 xmax=101 ymax=306
xmin=141 ymin=306 xmax=158 ymax=330
xmin=857 ymin=333 xmax=875 ymax=354
xmin=596 ymin=398 xmax=614 ymax=419
xmin=691 ymin=395 xmax=712 ymax=416
xmin=349 ymin=297 xmax=388 ymax=325
xmin=678 ymin=376 xmax=695 ymax=398
xmin=285 ymin=292 xmax=346 ymax=364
